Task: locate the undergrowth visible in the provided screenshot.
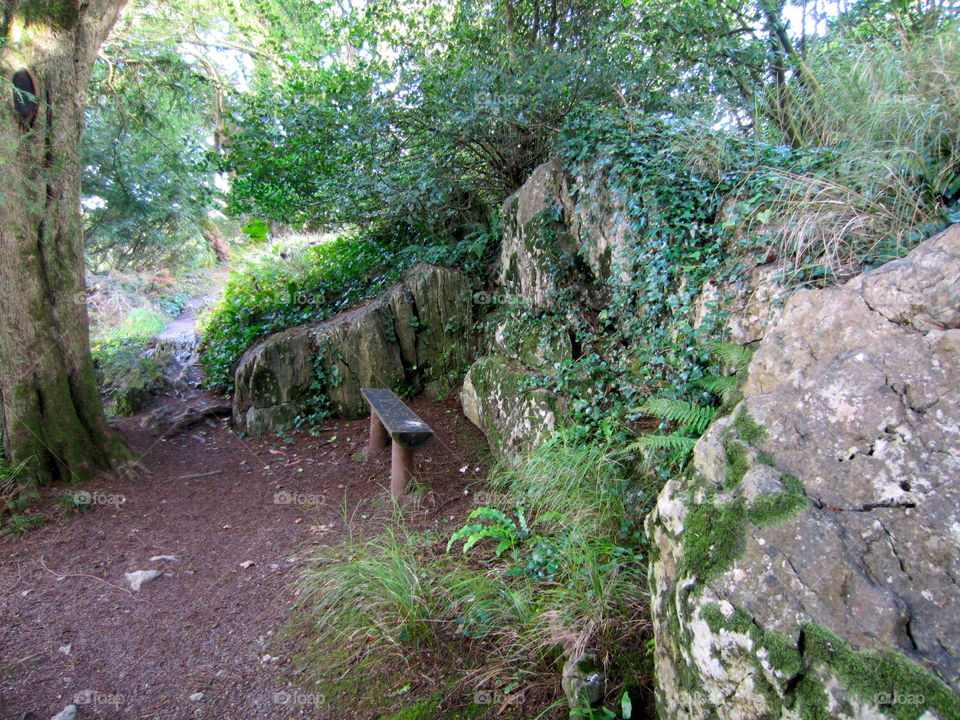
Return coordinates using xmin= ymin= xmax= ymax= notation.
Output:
xmin=293 ymin=434 xmax=655 ymax=718
xmin=747 ymin=27 xmax=960 ymax=279
xmin=0 ymin=449 xmax=40 ymax=539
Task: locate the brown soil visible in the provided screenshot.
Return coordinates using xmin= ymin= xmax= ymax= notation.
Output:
xmin=0 ymin=394 xmax=491 ymax=720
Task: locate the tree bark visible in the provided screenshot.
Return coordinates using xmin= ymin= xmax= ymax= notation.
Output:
xmin=201 ymin=218 xmax=230 ymax=263
xmin=0 ymin=0 xmax=132 ymax=485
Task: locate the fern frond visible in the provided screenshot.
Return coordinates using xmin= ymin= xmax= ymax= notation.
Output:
xmin=635 ymin=398 xmax=717 ymax=434
xmin=467 ymin=507 xmax=515 ymax=528
xmin=696 ymin=374 xmax=739 ymax=404
xmin=707 ymin=342 xmax=753 ymax=369
xmin=628 ymin=434 xmax=698 ymax=454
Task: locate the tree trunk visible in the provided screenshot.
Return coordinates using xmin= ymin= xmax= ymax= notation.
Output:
xmin=0 ymin=0 xmax=132 ymax=485
xmin=201 ymin=218 xmax=230 ymax=263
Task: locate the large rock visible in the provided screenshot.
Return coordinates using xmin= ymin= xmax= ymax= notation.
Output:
xmin=460 ymin=355 xmax=563 ymax=457
xmin=498 ymin=157 xmax=576 ymax=308
xmin=233 ymin=264 xmax=473 ymax=434
xmin=648 ymin=225 xmax=960 ymax=720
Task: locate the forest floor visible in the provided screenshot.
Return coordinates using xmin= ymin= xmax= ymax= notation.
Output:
xmin=0 ymin=299 xmax=492 ymax=720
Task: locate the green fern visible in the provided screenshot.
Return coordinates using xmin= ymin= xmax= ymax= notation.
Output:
xmin=448 ymin=507 xmax=527 ymax=556
xmin=629 ymin=433 xmax=697 ymax=454
xmin=695 ymin=374 xmax=740 ymax=405
xmin=706 ymin=341 xmax=753 ymax=369
xmin=635 ymin=398 xmax=717 ymax=435
xmin=628 ymin=432 xmax=698 ymax=470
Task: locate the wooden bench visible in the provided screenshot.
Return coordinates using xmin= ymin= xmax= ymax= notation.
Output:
xmin=360 ymin=388 xmax=435 ymax=498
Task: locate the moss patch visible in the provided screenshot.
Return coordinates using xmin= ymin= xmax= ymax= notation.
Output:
xmin=802 ymin=623 xmax=960 ymax=720
xmin=723 ymin=442 xmax=750 ymax=489
xmin=680 ymin=497 xmax=746 ymax=583
xmin=733 ymin=410 xmax=768 ymax=446
xmin=747 ymin=474 xmax=809 ymax=527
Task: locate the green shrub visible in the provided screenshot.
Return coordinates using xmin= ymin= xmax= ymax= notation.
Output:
xmin=744 ymin=27 xmax=960 ymax=279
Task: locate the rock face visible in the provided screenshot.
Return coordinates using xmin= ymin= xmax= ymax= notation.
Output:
xmin=233 ymin=264 xmax=473 ymax=435
xmin=464 ymin=155 xmax=794 ymax=456
xmin=498 ymin=157 xmax=575 ymax=308
xmin=647 ymin=225 xmax=960 ymax=719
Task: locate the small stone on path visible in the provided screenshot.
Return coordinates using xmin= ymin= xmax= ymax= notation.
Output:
xmin=125 ymin=569 xmax=165 ymax=591
xmin=50 ymin=705 xmax=77 ymax=720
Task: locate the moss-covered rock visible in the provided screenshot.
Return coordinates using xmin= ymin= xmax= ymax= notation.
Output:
xmin=647 ymin=225 xmax=960 ymax=719
xmin=233 ymin=264 xmax=474 ymax=434
xmin=459 ymin=355 xmax=564 ymax=457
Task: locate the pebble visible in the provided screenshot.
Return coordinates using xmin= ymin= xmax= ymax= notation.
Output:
xmin=189 ymin=692 xmax=205 ymax=702
xmin=50 ymin=705 xmax=77 ymax=720
xmin=124 ymin=570 xmax=165 ymax=591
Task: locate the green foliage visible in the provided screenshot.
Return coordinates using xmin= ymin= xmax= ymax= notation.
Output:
xmin=634 ymin=399 xmax=717 ymax=436
xmin=92 ymin=337 xmax=167 ymax=416
xmin=83 ymin=37 xmax=219 ymax=270
xmin=241 ymin=220 xmax=270 ymax=243
xmin=741 ymin=25 xmax=960 ymax=280
xmin=298 ymin=528 xmax=447 ymax=665
xmin=226 ymin=0 xmax=694 ymax=239
xmin=628 ymin=342 xmax=753 ymax=472
xmin=705 ymin=342 xmax=753 ymax=370
xmin=694 ymin=375 xmax=739 ymax=406
xmin=448 ymin=506 xmax=533 ymax=557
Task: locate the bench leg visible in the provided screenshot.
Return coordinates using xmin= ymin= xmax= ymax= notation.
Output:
xmin=368 ymin=413 xmax=389 ymax=459
xmin=391 ymin=443 xmax=414 ymax=498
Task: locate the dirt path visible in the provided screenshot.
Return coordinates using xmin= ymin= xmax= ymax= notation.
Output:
xmin=0 ymin=395 xmax=490 ymax=720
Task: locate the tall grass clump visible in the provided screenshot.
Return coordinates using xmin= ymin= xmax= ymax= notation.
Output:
xmin=294 ymin=434 xmax=653 ymax=716
xmin=0 ymin=448 xmax=40 ymax=538
xmin=750 ymin=27 xmax=960 ymax=280
xmin=296 ymin=528 xmax=452 ymax=671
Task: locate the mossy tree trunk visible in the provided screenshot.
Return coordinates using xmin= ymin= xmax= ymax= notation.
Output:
xmin=0 ymin=0 xmax=132 ymax=484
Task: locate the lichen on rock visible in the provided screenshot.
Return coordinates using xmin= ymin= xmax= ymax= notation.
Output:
xmin=648 ymin=224 xmax=960 ymax=719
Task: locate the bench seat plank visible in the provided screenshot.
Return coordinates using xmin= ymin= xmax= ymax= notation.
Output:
xmin=360 ymin=388 xmax=434 ymax=449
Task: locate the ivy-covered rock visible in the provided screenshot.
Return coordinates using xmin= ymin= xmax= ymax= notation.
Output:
xmin=459 ymin=355 xmax=564 ymax=457
xmin=647 ymin=225 xmax=960 ymax=720
xmin=233 ymin=264 xmax=473 ymax=434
